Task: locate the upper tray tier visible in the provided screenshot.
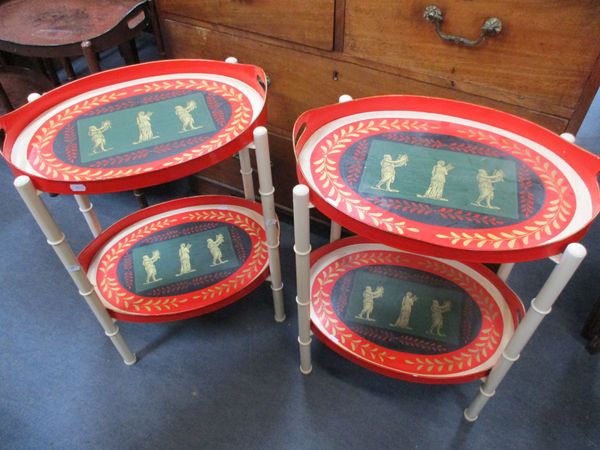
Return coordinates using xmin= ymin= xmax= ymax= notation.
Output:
xmin=294 ymin=96 xmax=600 ymax=262
xmin=0 ymin=59 xmax=267 ymax=194
xmin=79 ymin=195 xmax=271 ymax=322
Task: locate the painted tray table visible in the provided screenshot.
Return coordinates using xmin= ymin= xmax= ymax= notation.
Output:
xmin=308 ymin=237 xmax=524 ymax=383
xmin=294 ymin=96 xmax=600 ymax=262
xmin=0 ymin=59 xmax=267 ymax=194
xmin=79 ymin=196 xmax=270 ymax=322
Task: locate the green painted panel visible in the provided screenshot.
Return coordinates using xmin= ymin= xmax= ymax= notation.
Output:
xmin=357 ymin=139 xmax=519 ymax=219
xmin=344 ymin=270 xmax=465 ymax=345
xmin=77 ymin=93 xmax=217 ymax=163
xmin=131 ymin=225 xmax=240 ymax=293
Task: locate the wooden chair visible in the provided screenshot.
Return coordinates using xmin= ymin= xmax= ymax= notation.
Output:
xmin=0 ymin=65 xmax=54 ymax=115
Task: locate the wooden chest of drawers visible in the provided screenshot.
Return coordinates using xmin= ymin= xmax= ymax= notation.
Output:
xmin=156 ymin=0 xmax=600 ymax=211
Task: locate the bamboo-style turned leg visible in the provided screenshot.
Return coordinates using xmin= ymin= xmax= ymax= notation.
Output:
xmin=464 ymin=243 xmax=586 ymax=421
xmin=74 ymin=195 xmax=102 ymax=237
xmin=497 ymin=263 xmax=514 ymax=282
xmin=239 ymin=145 xmax=256 ymax=201
xmin=329 ymin=94 xmax=354 ymax=243
xmin=14 ymin=176 xmax=136 ymax=365
xmin=253 ymin=127 xmax=285 ymax=322
xmin=226 ymin=57 xmax=255 ymax=201
xmin=294 ymin=184 xmax=312 ymax=374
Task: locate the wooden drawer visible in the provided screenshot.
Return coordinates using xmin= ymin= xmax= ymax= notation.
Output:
xmin=344 ymin=0 xmax=600 ymax=116
xmin=157 ymin=0 xmax=335 ymax=50
xmin=163 ymin=19 xmax=571 ymax=209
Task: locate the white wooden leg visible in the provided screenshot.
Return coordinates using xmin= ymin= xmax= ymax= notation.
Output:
xmin=14 ymin=176 xmax=136 ymax=365
xmin=497 ymin=263 xmax=515 ymax=282
xmin=225 ymin=56 xmax=256 ymax=202
xmin=293 ymin=184 xmax=312 ymax=374
xmin=253 ymin=127 xmax=285 ymax=322
xmin=238 ymin=146 xmax=255 ymax=201
xmin=74 ymin=194 xmax=102 ymax=237
xmin=464 ymin=243 xmax=586 ymax=421
xmin=329 ymin=221 xmax=342 ymax=242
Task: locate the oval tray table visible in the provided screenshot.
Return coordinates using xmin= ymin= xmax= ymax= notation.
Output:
xmin=2 ymin=59 xmax=283 ymax=366
xmin=292 ymin=95 xmax=595 ymax=421
xmin=0 ymin=59 xmax=267 ymax=194
xmin=294 ymin=95 xmax=600 ymax=262
xmin=79 ymin=196 xmax=270 ymax=322
xmin=309 ymin=237 xmax=524 ymax=383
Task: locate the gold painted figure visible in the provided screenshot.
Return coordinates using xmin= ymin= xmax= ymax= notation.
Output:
xmin=88 ymin=120 xmax=112 ymax=153
xmin=472 ymin=169 xmax=505 ymax=210
xmin=428 ymin=299 xmax=452 ymax=336
xmin=373 ymin=154 xmax=409 ymax=192
xmin=175 ymin=100 xmax=203 ymax=132
xmin=133 ymin=111 xmax=159 ymax=144
xmin=175 ymin=243 xmax=195 ymax=276
xmin=207 ymin=233 xmax=228 ymax=267
xmin=417 ymin=160 xmax=454 ymax=201
xmin=391 ymin=291 xmax=418 ymax=329
xmin=142 ymin=250 xmax=162 ymax=284
xmin=355 ymin=286 xmax=384 ymax=322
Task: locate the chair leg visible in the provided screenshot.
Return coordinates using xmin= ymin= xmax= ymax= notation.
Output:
xmin=81 ymin=41 xmax=101 ymax=74
xmin=293 ymin=184 xmax=312 ymax=374
xmin=118 ymin=40 xmax=140 ymax=65
xmin=60 ymin=58 xmax=76 ymax=81
xmin=254 ymin=127 xmax=285 ymax=322
xmin=146 ymin=0 xmax=166 ymax=58
xmin=14 ymin=176 xmax=136 ymax=365
xmin=133 ymin=189 xmax=149 ymax=209
xmin=464 ymin=243 xmax=587 ymax=421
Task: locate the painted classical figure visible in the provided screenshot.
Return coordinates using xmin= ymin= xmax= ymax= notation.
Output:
xmin=133 ymin=111 xmax=158 ymax=144
xmin=88 ymin=120 xmax=112 ymax=153
xmin=373 ymin=153 xmax=409 ymax=192
xmin=472 ymin=169 xmax=505 ymax=210
xmin=175 ymin=100 xmax=203 ymax=132
xmin=176 ymin=243 xmax=195 ymax=276
xmin=207 ymin=234 xmax=228 ymax=267
xmin=417 ymin=160 xmax=454 ymax=201
xmin=391 ymin=291 xmax=418 ymax=329
xmin=355 ymin=285 xmax=384 ymax=322
xmin=142 ymin=250 xmax=161 ymax=284
xmin=428 ymin=299 xmax=452 ymax=336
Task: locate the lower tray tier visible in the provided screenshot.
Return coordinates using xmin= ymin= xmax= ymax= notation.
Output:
xmin=79 ymin=195 xmax=270 ymax=322
xmin=309 ymin=237 xmax=525 ymax=383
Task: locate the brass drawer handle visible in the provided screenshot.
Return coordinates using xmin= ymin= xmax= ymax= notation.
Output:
xmin=423 ymin=5 xmax=502 ymax=47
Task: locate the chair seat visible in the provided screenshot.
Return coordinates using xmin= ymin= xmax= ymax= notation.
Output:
xmin=79 ymin=195 xmax=271 ymax=322
xmin=309 ymin=237 xmax=525 ymax=383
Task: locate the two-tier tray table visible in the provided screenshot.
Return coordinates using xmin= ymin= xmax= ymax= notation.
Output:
xmin=292 ymin=95 xmax=600 ymax=420
xmin=0 ymin=59 xmax=285 ymax=365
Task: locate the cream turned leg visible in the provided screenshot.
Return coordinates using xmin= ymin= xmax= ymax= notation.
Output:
xmin=293 ymin=184 xmax=312 ymax=374
xmin=329 ymin=94 xmax=353 ymax=243
xmin=497 ymin=263 xmax=515 ymax=282
xmin=74 ymin=195 xmax=102 ymax=237
xmin=464 ymin=243 xmax=586 ymax=421
xmin=253 ymin=127 xmax=285 ymax=322
xmin=14 ymin=176 xmax=136 ymax=365
xmin=226 ymin=56 xmax=256 ymax=201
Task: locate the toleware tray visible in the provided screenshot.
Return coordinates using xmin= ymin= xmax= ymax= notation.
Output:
xmin=294 ymin=96 xmax=600 ymax=262
xmin=0 ymin=59 xmax=267 ymax=194
xmin=309 ymin=237 xmax=524 ymax=383
xmin=79 ymin=195 xmax=271 ymax=322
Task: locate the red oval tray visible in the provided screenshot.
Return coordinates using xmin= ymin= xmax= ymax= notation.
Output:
xmin=309 ymin=237 xmax=524 ymax=383
xmin=0 ymin=59 xmax=267 ymax=194
xmin=294 ymin=96 xmax=600 ymax=262
xmin=79 ymin=196 xmax=270 ymax=322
